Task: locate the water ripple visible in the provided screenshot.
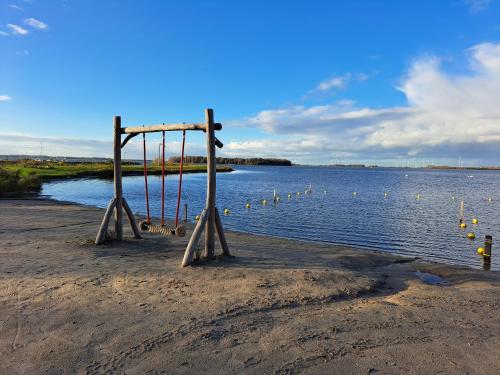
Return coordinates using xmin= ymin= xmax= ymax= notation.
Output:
xmin=42 ymin=166 xmax=500 ymax=270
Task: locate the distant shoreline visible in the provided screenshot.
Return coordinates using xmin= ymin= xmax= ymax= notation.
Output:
xmin=295 ymin=164 xmax=500 ymax=170
xmin=425 ymin=166 xmax=500 ymax=171
xmin=2 ymin=156 xmax=499 ymax=170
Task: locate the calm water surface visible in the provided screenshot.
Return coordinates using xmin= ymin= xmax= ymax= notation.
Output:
xmin=42 ymin=166 xmax=500 ymax=270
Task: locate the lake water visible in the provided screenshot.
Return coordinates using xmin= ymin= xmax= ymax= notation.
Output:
xmin=42 ymin=166 xmax=500 ymax=271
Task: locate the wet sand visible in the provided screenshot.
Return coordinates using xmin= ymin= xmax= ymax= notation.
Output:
xmin=0 ymin=199 xmax=499 ymax=374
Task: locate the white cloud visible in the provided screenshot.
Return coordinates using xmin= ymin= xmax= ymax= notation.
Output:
xmin=0 ymin=95 xmax=12 ymax=102
xmin=0 ymin=30 xmax=9 ymax=36
xmin=7 ymin=23 xmax=28 ymax=35
xmin=242 ymin=101 xmax=412 ymax=135
xmin=225 ymin=137 xmax=356 ymax=161
xmin=232 ymin=42 xmax=500 ymax=165
xmin=25 ymin=17 xmax=48 ymax=30
xmin=315 ymin=74 xmax=350 ymax=92
xmin=8 ymin=4 xmax=23 ymax=10
xmin=464 ymin=0 xmax=494 ymax=13
xmin=309 ymin=72 xmax=371 ymax=97
xmin=16 ymin=50 xmax=29 ymax=56
xmin=356 ymin=72 xmax=369 ymax=81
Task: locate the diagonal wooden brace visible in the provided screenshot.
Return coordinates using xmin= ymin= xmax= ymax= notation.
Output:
xmin=95 ymin=198 xmax=117 ymax=244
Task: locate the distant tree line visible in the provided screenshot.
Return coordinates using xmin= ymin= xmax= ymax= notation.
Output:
xmin=168 ymin=156 xmax=292 ymax=166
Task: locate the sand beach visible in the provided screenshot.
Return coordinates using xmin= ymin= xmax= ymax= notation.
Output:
xmin=0 ymin=198 xmax=498 ymax=374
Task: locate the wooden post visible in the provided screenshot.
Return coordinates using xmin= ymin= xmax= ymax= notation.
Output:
xmin=483 ymin=235 xmax=492 ymax=270
xmin=114 ymin=116 xmax=123 ymax=241
xmin=182 ymin=208 xmax=209 ymax=267
xmin=204 ymin=109 xmax=216 ymax=259
xmin=184 ymin=203 xmax=188 ymax=223
xmin=179 ymin=108 xmax=231 ymax=267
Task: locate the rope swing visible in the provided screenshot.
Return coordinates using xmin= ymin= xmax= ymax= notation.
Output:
xmin=139 ymin=129 xmax=186 ymax=237
xmin=174 ymin=130 xmax=186 ymax=227
xmin=142 ymin=131 xmax=151 ymax=224
xmin=161 ymin=130 xmax=166 ymax=226
xmin=95 ymin=109 xmax=231 ymax=268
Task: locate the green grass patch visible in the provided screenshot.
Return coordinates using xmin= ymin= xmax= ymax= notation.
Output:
xmin=0 ymin=160 xmax=232 ymax=196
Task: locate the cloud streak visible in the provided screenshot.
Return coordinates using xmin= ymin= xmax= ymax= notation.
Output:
xmin=315 ymin=75 xmax=350 ymax=92
xmin=25 ymin=17 xmax=48 ymax=30
xmin=464 ymin=0 xmax=494 ymax=13
xmin=2 ymin=18 xmax=48 ymax=37
xmin=0 ymin=95 xmax=12 ymax=102
xmin=7 ymin=23 xmax=28 ymax=35
xmin=309 ymin=73 xmax=370 ymax=96
xmin=8 ymin=4 xmax=23 ymax=11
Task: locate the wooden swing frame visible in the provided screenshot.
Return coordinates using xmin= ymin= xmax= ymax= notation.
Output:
xmin=95 ymin=109 xmax=231 ymax=267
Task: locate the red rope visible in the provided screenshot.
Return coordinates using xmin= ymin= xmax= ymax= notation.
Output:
xmin=142 ymin=132 xmax=151 ymax=224
xmin=161 ymin=130 xmax=166 ymax=226
xmin=175 ymin=130 xmax=186 ymax=227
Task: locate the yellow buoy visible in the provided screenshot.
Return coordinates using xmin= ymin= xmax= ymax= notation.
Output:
xmin=477 ymin=247 xmax=485 ymax=255
xmin=416 ymin=194 xmax=421 ymax=199
xmin=472 ymin=218 xmax=478 ymax=224
xmin=452 ymin=196 xmax=455 ymax=201
xmin=245 ymin=203 xmax=251 ymax=209
xmin=195 ymin=215 xmax=200 ymax=222
xmin=384 ymin=192 xmax=388 ymax=197
xmin=296 ymin=192 xmax=301 ymax=196
xmin=353 ymin=192 xmax=357 ymax=196
xmin=488 ymin=197 xmax=492 ymax=203
xmin=467 ymin=232 xmax=476 ymax=239
xmin=287 ymin=193 xmax=292 ymax=198
xmin=262 ymin=199 xmax=268 ymax=205
xmin=224 ymin=208 xmax=230 ymax=215
xmin=459 ymin=222 xmax=467 ymax=229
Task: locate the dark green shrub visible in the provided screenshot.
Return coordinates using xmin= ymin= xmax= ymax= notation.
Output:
xmin=0 ymin=169 xmax=41 ymax=196
xmin=18 ymin=172 xmax=41 ymax=191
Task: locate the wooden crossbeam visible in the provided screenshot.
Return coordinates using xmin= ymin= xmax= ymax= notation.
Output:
xmin=121 ymin=122 xmax=222 ymax=135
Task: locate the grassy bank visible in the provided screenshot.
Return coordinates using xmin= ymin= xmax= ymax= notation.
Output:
xmin=0 ymin=169 xmax=41 ymax=197
xmin=0 ymin=160 xmax=233 ymax=196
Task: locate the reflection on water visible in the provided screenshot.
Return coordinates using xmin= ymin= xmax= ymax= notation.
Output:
xmin=42 ymin=166 xmax=500 ymax=270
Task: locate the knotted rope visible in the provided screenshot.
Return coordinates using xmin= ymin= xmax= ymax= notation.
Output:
xmin=139 ymin=221 xmax=186 ymax=237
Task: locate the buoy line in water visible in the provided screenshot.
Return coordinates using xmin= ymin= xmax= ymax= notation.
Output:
xmin=217 ymin=185 xmax=493 ymax=222
xmin=211 ymin=185 xmax=494 ymax=265
xmin=195 ymin=182 xmax=495 ymax=264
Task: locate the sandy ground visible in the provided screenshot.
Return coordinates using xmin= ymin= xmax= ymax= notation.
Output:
xmin=0 ymin=198 xmax=499 ymax=375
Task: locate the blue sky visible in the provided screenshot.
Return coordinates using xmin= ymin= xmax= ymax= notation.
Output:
xmin=1 ymin=0 xmax=500 ymax=165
